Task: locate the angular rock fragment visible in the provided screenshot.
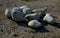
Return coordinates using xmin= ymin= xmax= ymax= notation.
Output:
xmin=5 ymin=8 xmax=12 ymax=17
xmin=11 ymin=7 xmax=25 ymax=21
xmin=43 ymin=13 xmax=56 ymax=23
xmin=28 ymin=20 xmax=42 ymax=28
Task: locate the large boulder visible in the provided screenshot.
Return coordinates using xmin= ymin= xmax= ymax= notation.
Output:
xmin=43 ymin=13 xmax=56 ymax=23
xmin=28 ymin=20 xmax=42 ymax=28
xmin=11 ymin=7 xmax=25 ymax=21
xmin=5 ymin=8 xmax=12 ymax=17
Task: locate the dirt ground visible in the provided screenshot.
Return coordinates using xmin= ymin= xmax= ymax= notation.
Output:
xmin=0 ymin=0 xmax=60 ymax=38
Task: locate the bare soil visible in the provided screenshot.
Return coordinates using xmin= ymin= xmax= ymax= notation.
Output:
xmin=0 ymin=0 xmax=60 ymax=38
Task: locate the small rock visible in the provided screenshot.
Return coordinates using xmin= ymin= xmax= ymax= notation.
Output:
xmin=25 ymin=12 xmax=42 ymax=21
xmin=32 ymin=7 xmax=47 ymax=14
xmin=43 ymin=13 xmax=56 ymax=23
xmin=11 ymin=7 xmax=25 ymax=21
xmin=23 ymin=7 xmax=32 ymax=15
xmin=28 ymin=20 xmax=42 ymax=28
xmin=5 ymin=8 xmax=12 ymax=17
xmin=20 ymin=5 xmax=32 ymax=15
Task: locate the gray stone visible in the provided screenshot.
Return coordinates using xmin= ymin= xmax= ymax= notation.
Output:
xmin=11 ymin=7 xmax=25 ymax=21
xmin=19 ymin=6 xmax=32 ymax=15
xmin=25 ymin=12 xmax=42 ymax=21
xmin=5 ymin=8 xmax=12 ymax=17
xmin=28 ymin=20 xmax=42 ymax=28
xmin=43 ymin=13 xmax=56 ymax=23
xmin=23 ymin=7 xmax=32 ymax=15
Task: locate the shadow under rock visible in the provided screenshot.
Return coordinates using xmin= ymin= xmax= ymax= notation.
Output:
xmin=29 ymin=21 xmax=49 ymax=33
xmin=16 ymin=21 xmax=49 ymax=33
xmin=8 ymin=17 xmax=49 ymax=33
xmin=41 ymin=21 xmax=48 ymax=26
xmin=38 ymin=19 xmax=48 ymax=26
xmin=51 ymin=22 xmax=60 ymax=28
xmin=16 ymin=21 xmax=28 ymax=27
xmin=30 ymin=26 xmax=49 ymax=33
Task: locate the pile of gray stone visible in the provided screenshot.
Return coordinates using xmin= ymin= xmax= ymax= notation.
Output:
xmin=5 ymin=6 xmax=57 ymax=28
